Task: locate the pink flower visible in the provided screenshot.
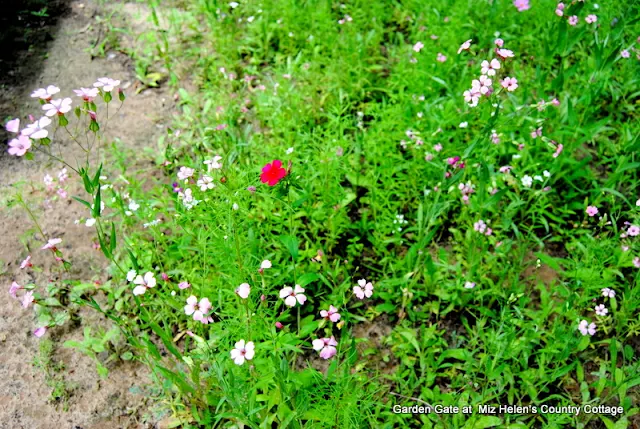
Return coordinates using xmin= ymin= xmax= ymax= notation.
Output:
xmin=413 ymin=42 xmax=424 ymax=52
xmin=513 ymin=0 xmax=530 ymax=12
xmin=553 ymin=143 xmax=563 ymax=158
xmin=601 ymin=287 xmax=616 ymax=298
xmin=496 ymin=49 xmax=515 ymax=59
xmin=5 ymin=118 xmax=19 ymax=133
xmin=93 ymin=77 xmax=121 ymax=92
xmin=9 ymin=281 xmax=23 ymax=298
xmin=41 ymin=238 xmax=62 ymax=250
xmin=31 ymin=85 xmax=60 ymax=100
xmin=197 ymin=175 xmax=215 ymax=191
xmin=494 ymin=38 xmax=504 ymax=47
xmin=7 ymin=135 xmax=32 ymax=156
xmin=133 ymin=272 xmax=156 ymax=296
xmin=230 ymin=340 xmax=255 ymax=365
xmin=58 ymin=168 xmax=68 ymax=183
xmin=531 ymin=127 xmax=542 ymax=139
xmin=275 ymin=321 xmax=284 ymax=329
xmin=320 ymin=305 xmax=341 ymax=322
xmin=578 ymin=320 xmax=596 ymax=336
xmin=247 ymin=186 xmax=257 ymax=193
xmin=472 ymin=75 xmax=492 ymax=95
xmin=33 ymin=327 xmax=47 ymax=338
xmin=20 ymin=256 xmax=32 ymax=269
xmin=633 ymin=257 xmax=640 ymax=268
xmin=354 ymin=279 xmax=373 ymax=299
xmin=463 ymin=88 xmax=481 ymax=107
xmin=586 ymin=206 xmax=598 ymax=217
xmin=499 ymin=165 xmax=512 ymax=173
xmin=178 ymin=281 xmax=191 ymax=289
xmin=177 ymin=166 xmax=195 ymax=181
xmin=474 ymin=220 xmax=487 ymax=233
xmin=42 ymin=98 xmax=72 ymax=117
xmin=436 ymin=53 xmax=447 ymax=62
xmin=260 ymin=160 xmax=288 ymax=186
xmin=260 ymin=260 xmax=272 ymax=270
xmin=21 ymin=116 xmax=51 ymax=139
xmin=628 ymin=225 xmax=640 ymax=236
xmin=434 ymin=143 xmax=443 ymax=152
xmin=204 ymin=155 xmax=223 ymax=171
xmin=585 ymin=14 xmax=597 ymax=24
xmin=22 ymin=291 xmax=34 ymax=308
xmin=595 ymin=305 xmax=608 ymax=316
xmin=457 ymin=39 xmax=472 ymax=54
xmin=500 ymin=77 xmax=518 ymax=92
xmin=184 ymin=295 xmax=212 ymax=321
xmin=73 ymin=87 xmax=99 ymax=101
xmin=621 ymin=50 xmax=630 ymax=59
xmin=312 ymin=336 xmax=338 ymax=359
xmin=279 ymin=285 xmax=307 ymax=307
xmin=555 ymin=3 xmax=565 ymax=16
xmin=568 ymin=15 xmax=578 ymax=26
xmin=481 ymin=59 xmax=501 ymax=76
xmin=236 ymin=283 xmax=250 ymax=299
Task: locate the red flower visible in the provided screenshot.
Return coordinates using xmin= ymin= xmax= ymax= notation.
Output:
xmin=260 ymin=160 xmax=287 ymax=186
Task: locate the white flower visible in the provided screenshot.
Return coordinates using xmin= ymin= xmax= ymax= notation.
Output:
xmin=279 ymin=285 xmax=307 ymax=307
xmin=464 ymin=281 xmax=476 ymax=289
xmin=521 ymin=175 xmax=533 ymax=188
xmin=230 ymin=340 xmax=255 ymax=365
xmin=93 ymin=77 xmax=121 ymax=92
xmin=459 ymin=122 xmax=468 ymax=128
xmin=204 ymin=156 xmax=223 ymax=171
xmin=595 ymin=304 xmax=608 ymax=316
xmin=229 ymin=1 xmax=239 ymax=8
xmin=236 ymin=283 xmax=251 ymax=299
xmin=543 ymin=170 xmax=551 ymax=177
xmin=197 ymin=175 xmax=216 ymax=191
xmin=601 ymin=287 xmax=615 ymax=298
xmin=286 ymin=147 xmax=294 ymax=154
xmin=481 ymin=58 xmax=501 ymax=76
xmin=128 ymin=200 xmax=140 ymax=211
xmin=43 ymin=98 xmax=72 ymax=116
xmin=21 ymin=117 xmax=52 ymax=139
xmin=127 ymin=270 xmax=137 ymax=282
xmin=578 ymin=320 xmax=596 ymax=336
xmin=457 ymin=39 xmax=472 ymax=54
xmin=133 ymin=272 xmax=156 ymax=295
xmin=353 ymin=279 xmax=373 ymax=299
xmin=177 ymin=166 xmax=195 ymax=181
xmin=31 ymin=85 xmax=60 ymax=100
xmin=260 ymin=260 xmax=272 ymax=270
xmin=85 ymin=218 xmax=96 ymax=227
xmin=184 ymin=295 xmax=212 ymax=321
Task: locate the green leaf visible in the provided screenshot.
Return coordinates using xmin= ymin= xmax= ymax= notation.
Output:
xmin=471 ymin=416 xmax=503 ymax=428
xmin=120 ymin=351 xmax=134 ymax=361
xmin=279 ymin=235 xmax=299 ymax=260
xmin=92 ymin=186 xmax=102 ymax=218
xmin=73 ymin=196 xmax=92 ymax=210
xmin=110 ymin=222 xmax=117 ymax=254
xmin=296 ymin=272 xmax=318 ymax=287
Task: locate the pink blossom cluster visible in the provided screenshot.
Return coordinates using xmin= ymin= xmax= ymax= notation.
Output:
xmin=462 ymin=39 xmax=517 ymax=108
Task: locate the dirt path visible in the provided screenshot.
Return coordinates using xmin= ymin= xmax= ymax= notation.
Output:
xmin=0 ymin=1 xmax=173 ymax=427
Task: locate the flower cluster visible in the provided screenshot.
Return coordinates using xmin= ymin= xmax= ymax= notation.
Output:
xmin=461 ymin=39 xmax=517 ymax=108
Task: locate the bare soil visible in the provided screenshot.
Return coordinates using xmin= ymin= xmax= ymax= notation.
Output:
xmin=0 ymin=1 xmax=174 ymax=427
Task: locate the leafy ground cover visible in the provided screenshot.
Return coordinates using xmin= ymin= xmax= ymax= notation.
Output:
xmin=4 ymin=0 xmax=640 ymax=427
